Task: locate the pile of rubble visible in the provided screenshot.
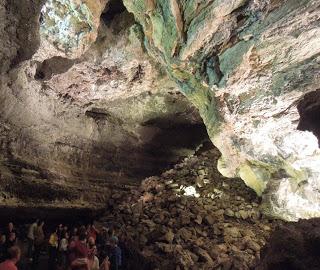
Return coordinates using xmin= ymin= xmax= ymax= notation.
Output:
xmin=101 ymin=147 xmax=282 ymax=269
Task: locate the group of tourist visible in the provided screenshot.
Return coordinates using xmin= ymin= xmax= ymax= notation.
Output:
xmin=0 ymin=222 xmax=20 ymax=270
xmin=0 ymin=220 xmax=124 ymax=270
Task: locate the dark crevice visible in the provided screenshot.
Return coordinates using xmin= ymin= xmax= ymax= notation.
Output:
xmin=297 ymin=89 xmax=320 ymax=146
xmin=34 ymin=56 xmax=75 ymax=81
xmin=85 ymin=108 xmax=124 ymax=125
xmin=130 ymin=64 xmax=145 ymax=82
xmin=101 ymin=0 xmax=126 ymax=24
xmin=257 ymin=218 xmax=320 ymax=270
xmin=202 ymin=53 xmax=224 ymax=87
xmin=8 ymin=0 xmax=46 ymax=69
xmin=85 ymin=108 xmax=110 ymax=120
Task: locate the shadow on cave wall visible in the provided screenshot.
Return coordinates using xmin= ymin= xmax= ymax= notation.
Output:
xmin=257 ymin=218 xmax=320 ymax=270
xmin=75 ymin=114 xmax=210 ymax=181
xmin=34 ymin=56 xmax=76 ymax=81
xmin=0 ymin=206 xmax=101 ymax=226
xmin=101 ymin=0 xmax=127 ymax=24
xmin=1 ymin=114 xmax=210 ymax=184
xmin=7 ymin=0 xmax=45 ymax=68
xmin=131 ymin=120 xmax=210 ymax=178
xmin=297 ymin=89 xmax=320 ymax=147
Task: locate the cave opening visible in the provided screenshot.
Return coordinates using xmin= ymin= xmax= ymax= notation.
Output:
xmin=101 ymin=0 xmax=127 ymax=24
xmin=297 ymin=89 xmax=320 ymax=146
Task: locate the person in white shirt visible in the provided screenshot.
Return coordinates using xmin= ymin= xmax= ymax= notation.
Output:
xmin=59 ymin=231 xmax=69 ymax=268
xmin=27 ymin=219 xmax=38 ymax=260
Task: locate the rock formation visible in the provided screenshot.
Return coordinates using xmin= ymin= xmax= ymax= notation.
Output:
xmin=0 ymin=0 xmax=208 ymax=213
xmin=123 ymin=0 xmax=320 ymax=220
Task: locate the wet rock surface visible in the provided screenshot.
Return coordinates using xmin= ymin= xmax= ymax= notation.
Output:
xmin=101 ymin=146 xmax=282 ymax=269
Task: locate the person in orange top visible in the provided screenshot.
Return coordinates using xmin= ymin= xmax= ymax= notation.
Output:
xmin=48 ymin=228 xmax=59 ymax=270
xmin=0 ymin=246 xmax=21 ymax=270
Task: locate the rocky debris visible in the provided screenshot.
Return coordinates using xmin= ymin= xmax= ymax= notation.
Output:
xmin=257 ymin=218 xmax=320 ymax=270
xmin=101 ymin=148 xmax=282 ymax=269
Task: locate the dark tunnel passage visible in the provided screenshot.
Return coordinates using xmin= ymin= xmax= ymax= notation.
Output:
xmin=297 ymin=89 xmax=320 ymax=147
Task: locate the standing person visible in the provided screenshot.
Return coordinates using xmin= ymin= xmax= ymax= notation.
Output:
xmin=48 ymin=228 xmax=59 ymax=270
xmin=68 ymin=229 xmax=79 ymax=266
xmin=5 ymin=223 xmax=16 ymax=243
xmin=87 ymin=223 xmax=99 ymax=242
xmin=57 ymin=224 xmax=64 ymax=243
xmin=109 ymin=237 xmax=121 ymax=270
xmin=96 ymin=227 xmax=108 ymax=263
xmin=71 ymin=228 xmax=78 ymax=239
xmin=69 ymin=228 xmax=89 ymax=270
xmin=59 ymin=231 xmax=69 ymax=269
xmin=0 ymin=246 xmax=21 ymax=270
xmin=63 ymin=226 xmax=68 ymax=236
xmin=88 ymin=237 xmax=99 ymax=270
xmin=32 ymin=220 xmax=45 ymax=268
xmin=4 ymin=232 xmax=17 ymax=252
xmin=117 ymin=233 xmax=128 ymax=270
xmin=107 ymin=228 xmax=118 ymax=243
xmin=27 ymin=219 xmax=38 ymax=261
xmin=0 ymin=232 xmax=6 ymax=262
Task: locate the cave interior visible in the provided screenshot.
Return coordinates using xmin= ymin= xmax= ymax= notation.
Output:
xmin=0 ymin=0 xmax=320 ymax=269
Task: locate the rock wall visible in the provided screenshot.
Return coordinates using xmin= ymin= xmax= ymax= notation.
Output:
xmin=122 ymin=0 xmax=320 ymax=220
xmin=0 ymin=1 xmax=208 ymax=211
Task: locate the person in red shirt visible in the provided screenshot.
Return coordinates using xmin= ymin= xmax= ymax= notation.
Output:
xmin=69 ymin=228 xmax=89 ymax=270
xmin=0 ymin=246 xmax=21 ymax=270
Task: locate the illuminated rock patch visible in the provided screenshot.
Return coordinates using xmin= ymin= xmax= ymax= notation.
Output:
xmin=38 ymin=0 xmax=107 ymax=59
